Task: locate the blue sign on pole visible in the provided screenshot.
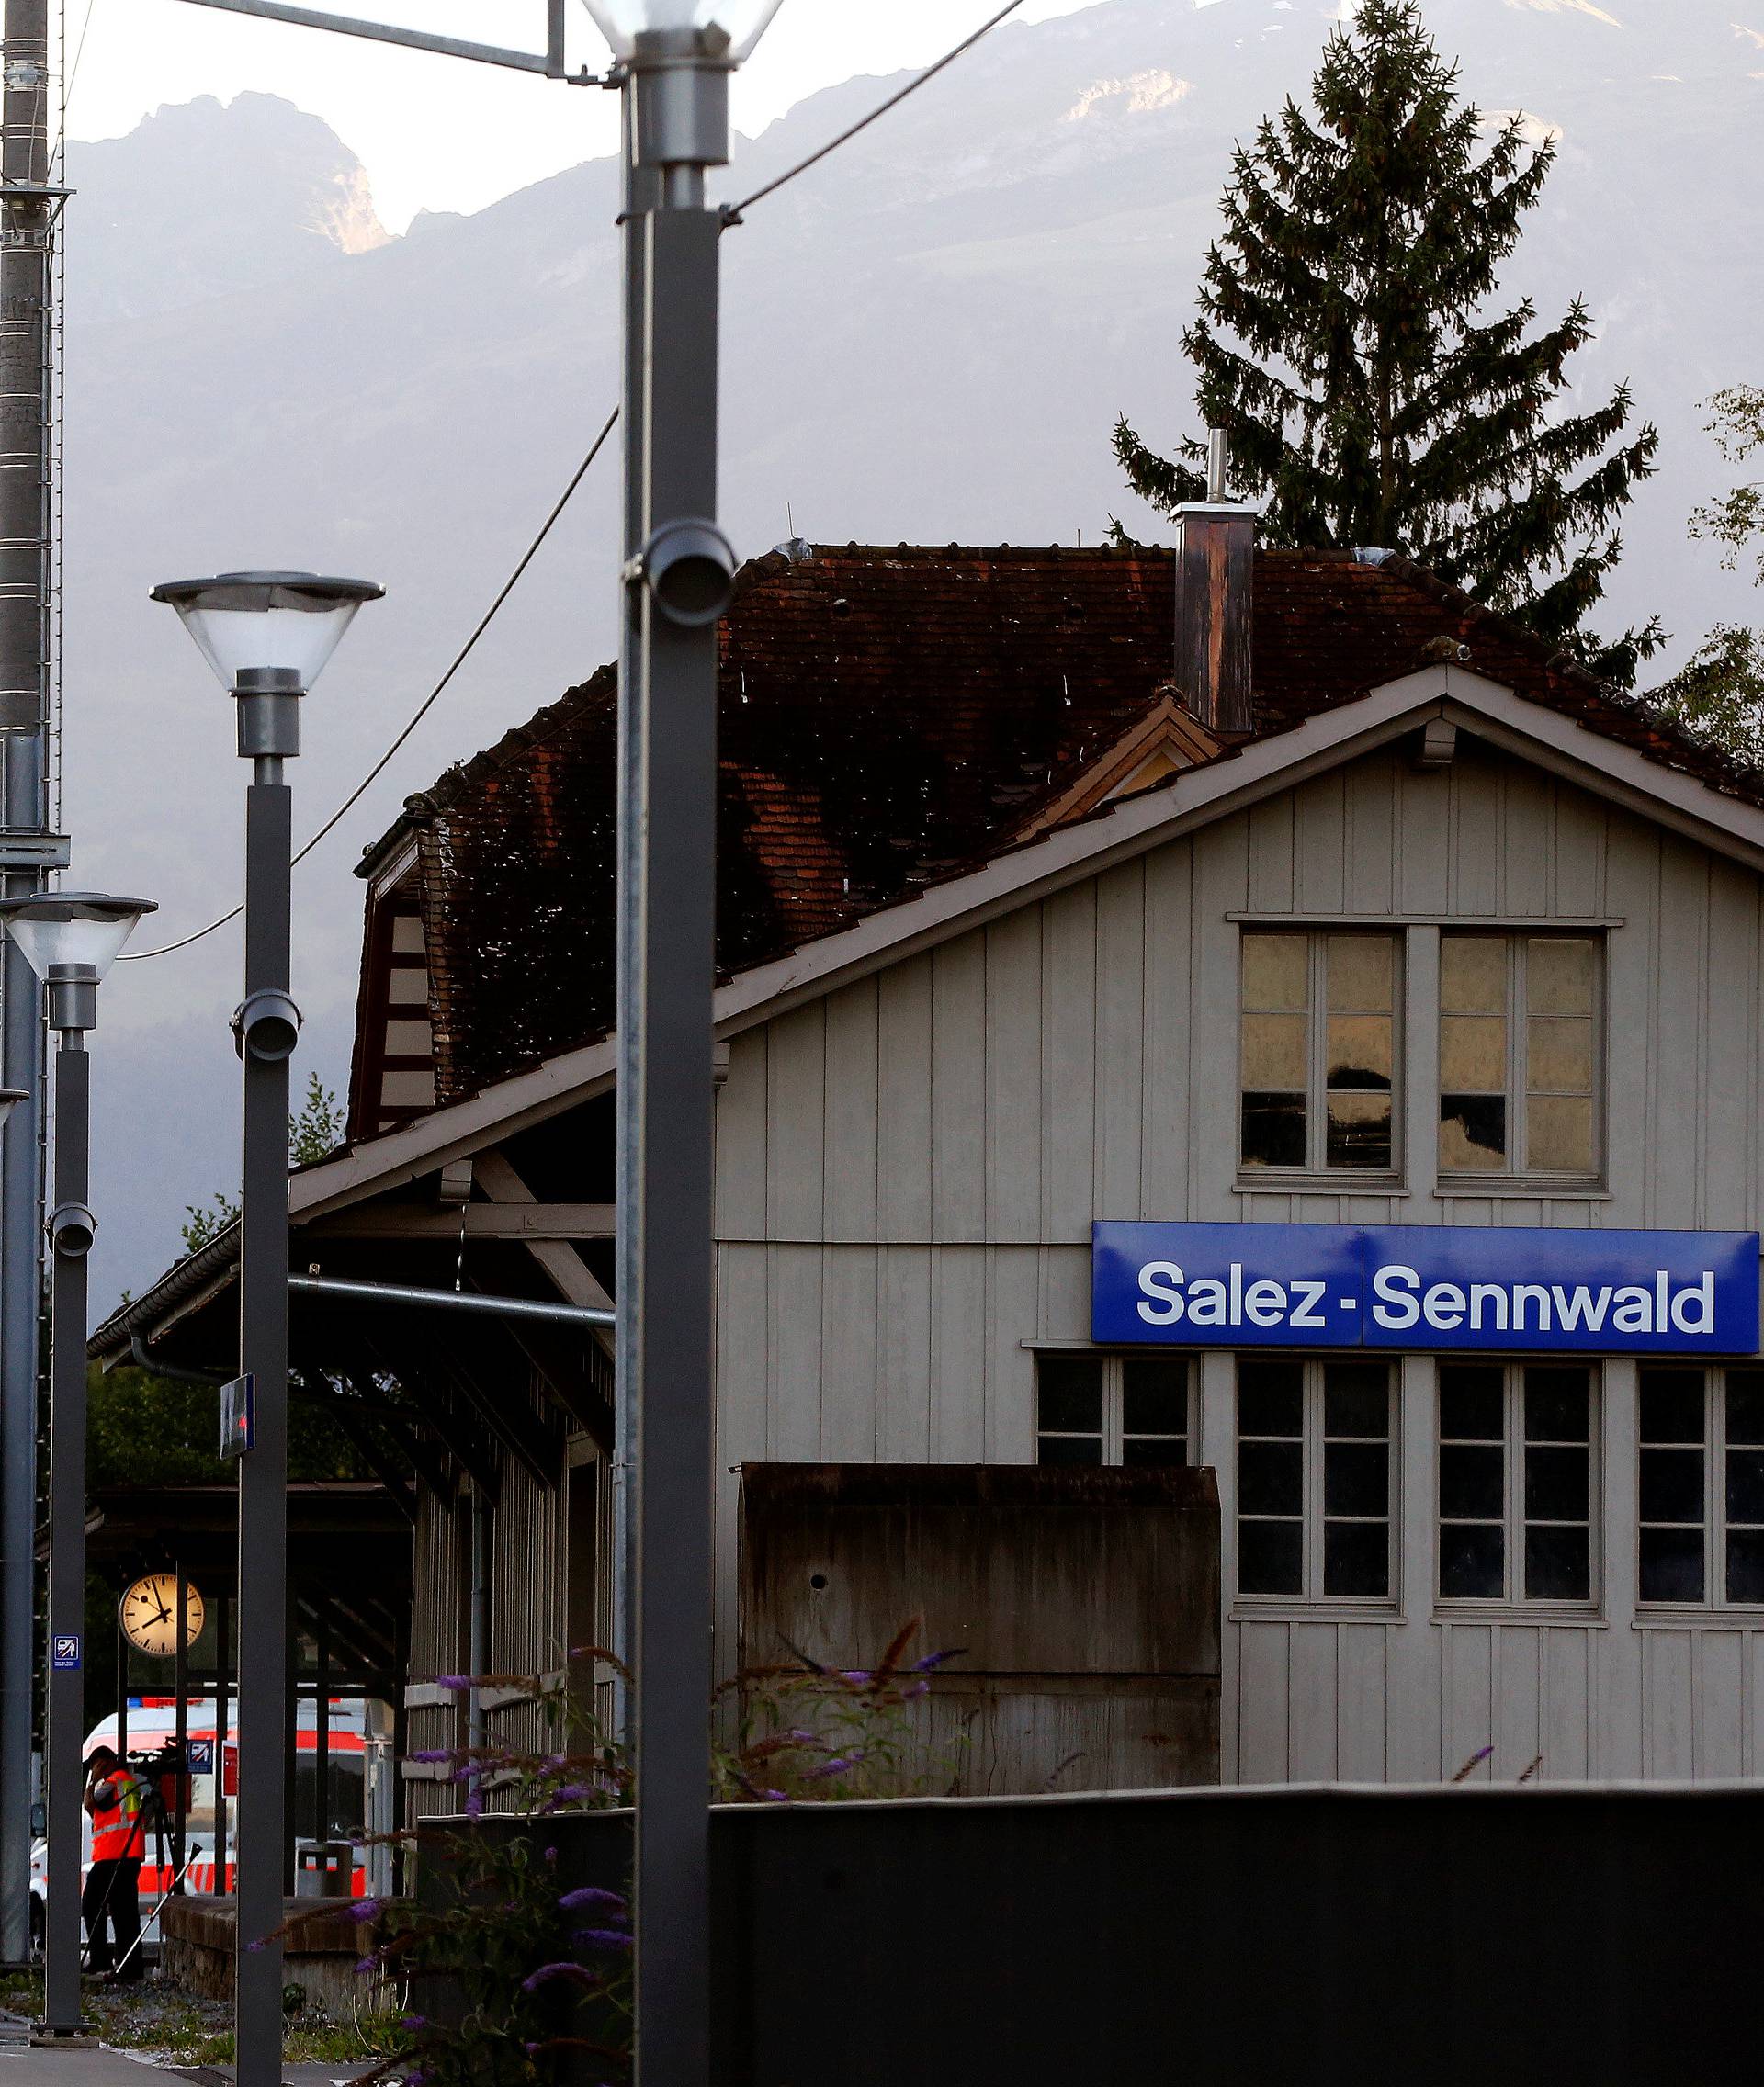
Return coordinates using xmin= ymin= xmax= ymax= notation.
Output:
xmin=187 ymin=1739 xmax=214 ymax=1775
xmin=1092 ymin=1222 xmax=1762 ymax=1355
xmin=51 ymin=1633 xmax=80 ymax=1671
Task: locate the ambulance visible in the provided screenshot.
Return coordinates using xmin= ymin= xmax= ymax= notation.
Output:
xmin=28 ymin=1695 xmax=393 ymax=1959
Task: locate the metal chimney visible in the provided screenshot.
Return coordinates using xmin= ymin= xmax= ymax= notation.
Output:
xmin=1174 ymin=428 xmax=1258 ymax=736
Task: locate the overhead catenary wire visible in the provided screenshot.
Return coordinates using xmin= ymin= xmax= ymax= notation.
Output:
xmin=724 ymin=0 xmax=1028 ymax=219
xmin=121 ymin=408 xmax=619 ymax=963
xmin=121 ymin=0 xmax=1026 ymax=963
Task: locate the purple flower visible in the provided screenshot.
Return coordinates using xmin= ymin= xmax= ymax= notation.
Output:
xmin=354 ymin=1957 xmax=379 ymax=1976
xmin=910 ymin=1649 xmax=962 ymax=1672
xmin=348 ymin=1898 xmax=381 ymax=1923
xmin=408 ymin=1749 xmax=456 ymax=1764
xmin=400 ymin=2014 xmax=428 ymax=2030
xmin=543 ymin=1845 xmax=559 ymax=1865
xmin=905 ymin=1681 xmax=929 ymax=1699
xmin=574 ymin=1928 xmax=633 ymax=1953
xmin=804 ymin=1754 xmax=860 ymax=1780
xmin=521 ymin=1962 xmax=599 ymax=1993
xmin=840 ymin=1670 xmax=872 ymax=1684
xmin=559 ymin=1886 xmax=627 ymax=1914
xmin=434 ymin=1675 xmax=473 ymax=1692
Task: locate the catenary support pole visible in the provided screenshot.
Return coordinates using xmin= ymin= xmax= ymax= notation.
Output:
xmin=233 ymin=741 xmax=295 ymax=2087
xmin=39 ymin=1036 xmax=89 ymax=2036
xmin=0 ymin=0 xmax=54 ymax=1970
xmin=619 ymin=46 xmax=729 ymax=2084
xmin=173 ymin=1564 xmax=189 ymax=1891
xmin=213 ymin=1593 xmax=229 ymax=1894
xmin=613 ymin=73 xmax=660 ymax=1752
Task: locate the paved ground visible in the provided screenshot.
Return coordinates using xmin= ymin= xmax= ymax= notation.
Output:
xmin=0 ymin=2018 xmax=382 ymax=2085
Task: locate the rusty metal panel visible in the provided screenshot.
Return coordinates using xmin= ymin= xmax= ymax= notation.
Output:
xmin=739 ymin=1463 xmax=1220 ymax=1793
xmin=1173 ymin=510 xmax=1255 ymax=736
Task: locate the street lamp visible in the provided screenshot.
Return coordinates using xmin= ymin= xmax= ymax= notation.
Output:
xmin=0 ymin=893 xmax=156 ymax=2044
xmin=575 ymin=3 xmax=784 ymax=2078
xmin=149 ymin=570 xmax=380 ymax=2087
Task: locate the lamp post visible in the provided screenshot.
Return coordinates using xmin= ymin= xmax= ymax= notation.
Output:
xmin=149 ymin=570 xmax=380 ymax=2087
xmin=0 ymin=894 xmax=155 ymax=2043
xmin=577 ymin=3 xmax=783 ymax=2076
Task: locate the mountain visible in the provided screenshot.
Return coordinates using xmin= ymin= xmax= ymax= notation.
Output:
xmin=57 ymin=0 xmax=1764 ymax=1302
xmin=73 ymin=91 xmax=387 ymax=324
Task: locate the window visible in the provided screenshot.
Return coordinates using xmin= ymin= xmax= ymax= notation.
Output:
xmin=1239 ymin=931 xmax=1399 ymax=1173
xmin=1237 ymin=1357 xmax=1395 ymax=1600
xmin=1637 ymin=1366 xmax=1764 ymax=1606
xmin=1035 ymin=1353 xmax=1192 ymax=1466
xmin=1439 ymin=934 xmax=1600 ymax=1177
xmin=1438 ymin=1362 xmax=1596 ymax=1604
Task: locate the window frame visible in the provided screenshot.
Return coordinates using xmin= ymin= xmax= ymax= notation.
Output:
xmin=1435 ymin=1359 xmax=1602 ymax=1614
xmin=1034 ymin=1351 xmax=1197 ymax=1468
xmin=1238 ymin=928 xmax=1405 ymax=1183
xmin=1234 ymin=1355 xmax=1400 ymax=1610
xmin=1636 ymin=1364 xmax=1764 ymax=1612
xmin=1437 ymin=931 xmax=1605 ymax=1185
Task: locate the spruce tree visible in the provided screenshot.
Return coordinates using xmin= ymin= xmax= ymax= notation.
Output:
xmin=1114 ymin=0 xmax=1661 ymax=686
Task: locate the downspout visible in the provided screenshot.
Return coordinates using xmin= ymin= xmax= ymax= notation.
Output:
xmin=467 ymin=1487 xmax=492 ymax=1803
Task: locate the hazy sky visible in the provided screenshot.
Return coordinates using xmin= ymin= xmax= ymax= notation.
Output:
xmin=67 ymin=0 xmax=1105 ymax=230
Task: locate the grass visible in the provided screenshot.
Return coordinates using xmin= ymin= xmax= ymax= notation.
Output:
xmin=0 ymin=1964 xmax=407 ymax=2067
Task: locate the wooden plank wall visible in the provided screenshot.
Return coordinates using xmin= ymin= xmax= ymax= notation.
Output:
xmin=714 ymin=739 xmax=1764 ymax=1784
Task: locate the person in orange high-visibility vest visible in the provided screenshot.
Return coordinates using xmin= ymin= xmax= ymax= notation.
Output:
xmin=82 ymin=1746 xmax=146 ymax=1980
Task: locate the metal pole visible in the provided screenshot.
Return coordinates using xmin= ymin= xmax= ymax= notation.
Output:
xmin=613 ymin=68 xmax=660 ymax=1749
xmin=213 ymin=1593 xmax=229 ymax=1895
xmin=172 ymin=1563 xmax=188 ymax=1891
xmin=233 ymin=703 xmax=296 ymax=2087
xmin=620 ymin=41 xmax=729 ymax=2085
xmin=38 ymin=1032 xmax=88 ymax=2036
xmin=0 ymin=0 xmax=54 ymax=1971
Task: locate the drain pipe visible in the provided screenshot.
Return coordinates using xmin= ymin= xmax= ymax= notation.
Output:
xmin=468 ymin=1486 xmax=492 ymax=1786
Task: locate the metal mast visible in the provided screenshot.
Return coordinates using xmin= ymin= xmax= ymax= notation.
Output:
xmin=0 ymin=0 xmax=64 ymax=1970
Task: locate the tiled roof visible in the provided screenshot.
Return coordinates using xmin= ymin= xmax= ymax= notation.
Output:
xmin=357 ymin=543 xmax=1759 ymax=1128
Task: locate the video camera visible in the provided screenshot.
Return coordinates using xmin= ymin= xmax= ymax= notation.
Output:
xmin=122 ymin=1740 xmax=191 ymax=1819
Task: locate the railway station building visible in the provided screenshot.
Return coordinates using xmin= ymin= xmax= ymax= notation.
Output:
xmin=95 ymin=512 xmax=1764 ymax=1797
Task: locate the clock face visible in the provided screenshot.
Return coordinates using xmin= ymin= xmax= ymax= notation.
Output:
xmin=119 ymin=1574 xmax=205 ymax=1658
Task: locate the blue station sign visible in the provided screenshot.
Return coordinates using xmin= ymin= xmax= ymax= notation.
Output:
xmin=1092 ymin=1222 xmax=1762 ymax=1355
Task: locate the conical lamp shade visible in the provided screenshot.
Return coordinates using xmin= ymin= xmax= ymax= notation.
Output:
xmin=577 ymin=0 xmax=784 ymax=60
xmin=150 ymin=572 xmax=383 ymax=691
xmin=0 ymin=894 xmax=156 ymax=983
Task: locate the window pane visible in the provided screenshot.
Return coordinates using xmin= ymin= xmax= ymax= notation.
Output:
xmin=1242 ymin=933 xmax=1307 ymax=1010
xmin=1440 ymin=1094 xmax=1506 ymax=1170
xmin=1324 ymin=1365 xmax=1388 ymax=1438
xmin=1525 ymin=1524 xmax=1590 ymax=1602
xmin=1525 ymin=1444 xmax=1589 ymax=1521
xmin=1327 ymin=934 xmax=1394 ymax=1012
xmin=1241 ymin=1011 xmax=1306 ymax=1089
xmin=1239 ymin=1440 xmax=1303 ymax=1517
xmin=1526 ymin=1095 xmax=1594 ymax=1174
xmin=1525 ymin=1369 xmax=1589 ymax=1443
xmin=1441 ymin=1523 xmax=1504 ymax=1600
xmin=1238 ymin=1361 xmax=1304 ymax=1438
xmin=1122 ymin=1437 xmax=1187 ymax=1469
xmin=1325 ymin=1441 xmax=1388 ymax=1517
xmin=1325 ymin=1014 xmax=1392 ymax=1090
xmin=1122 ymin=1358 xmax=1186 ymax=1436
xmin=1641 ymin=1448 xmax=1704 ymax=1525
xmin=1326 ymin=1092 xmax=1392 ymax=1169
xmin=1238 ymin=1520 xmax=1303 ymax=1596
xmin=1527 ymin=937 xmax=1596 ymax=1016
xmin=1441 ymin=1443 xmax=1503 ymax=1520
xmin=1526 ymin=1016 xmax=1593 ymax=1092
xmin=1440 ymin=1015 xmax=1506 ymax=1090
xmin=1441 ymin=935 xmax=1507 ymax=1014
xmin=1037 ymin=1357 xmax=1102 ymax=1434
xmin=1324 ymin=1520 xmax=1388 ymax=1599
xmin=1640 ymin=1369 xmax=1705 ymax=1444
xmin=1726 ymin=1529 xmax=1764 ymax=1605
xmin=1726 ymin=1448 xmax=1764 ymax=1527
xmin=1727 ymin=1371 xmax=1764 ymax=1446
xmin=1037 ymin=1434 xmax=1102 ymax=1467
xmin=1241 ymin=1092 xmax=1306 ymax=1168
xmin=1642 ymin=1526 xmax=1705 ymax=1604
xmin=1440 ymin=1368 xmax=1503 ymax=1441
